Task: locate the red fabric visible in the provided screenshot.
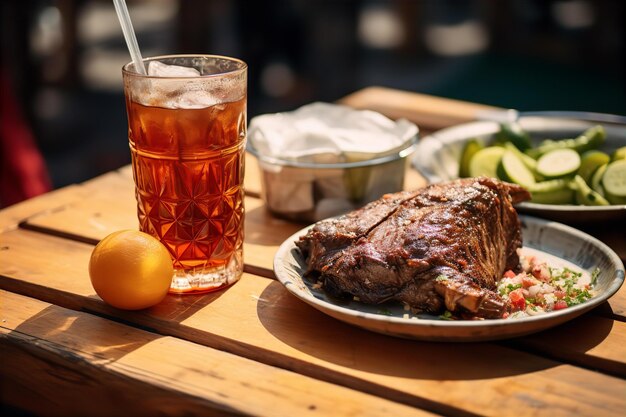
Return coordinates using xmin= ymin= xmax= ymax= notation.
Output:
xmin=0 ymin=72 xmax=52 ymax=207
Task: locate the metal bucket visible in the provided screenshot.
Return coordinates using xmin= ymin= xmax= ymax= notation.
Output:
xmin=247 ymin=133 xmax=419 ymax=222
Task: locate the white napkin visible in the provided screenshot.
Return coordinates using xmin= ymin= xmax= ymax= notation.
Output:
xmin=249 ymin=102 xmax=418 ymax=162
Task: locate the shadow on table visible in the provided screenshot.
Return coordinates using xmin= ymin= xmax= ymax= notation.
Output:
xmin=256 ymin=280 xmax=614 ymax=381
xmin=102 ymin=290 xmax=232 ymax=326
xmin=6 ymin=283 xmax=229 ymax=355
xmin=9 ymin=303 xmax=160 ymax=364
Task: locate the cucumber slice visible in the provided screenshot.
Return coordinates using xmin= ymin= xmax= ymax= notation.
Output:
xmin=527 ymin=179 xmax=574 ymax=205
xmin=601 ymin=160 xmax=626 ymax=204
xmin=459 ymin=139 xmax=484 ymax=178
xmin=536 ymin=148 xmax=581 ymax=179
xmin=611 ymin=146 xmax=626 ymax=162
xmin=495 ymin=123 xmax=532 ymax=152
xmin=468 ymin=146 xmax=505 ymax=178
xmin=497 ymin=151 xmax=536 ymax=187
xmin=503 ymin=142 xmax=544 ymax=181
xmin=591 ymin=163 xmax=608 ymax=196
xmin=578 ymin=150 xmax=610 ymax=183
xmin=573 ymin=175 xmax=610 ymax=206
xmin=503 ymin=142 xmax=536 ymax=170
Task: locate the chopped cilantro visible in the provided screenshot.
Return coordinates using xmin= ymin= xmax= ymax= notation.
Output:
xmin=576 ymin=289 xmax=593 ymax=304
xmin=562 ymin=278 xmax=576 ymax=294
xmin=564 ymin=289 xmax=592 ymax=307
xmin=499 ymin=283 xmax=522 ymax=296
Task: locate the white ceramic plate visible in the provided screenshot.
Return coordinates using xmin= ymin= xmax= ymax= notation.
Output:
xmin=412 ymin=112 xmax=626 ymax=223
xmin=274 ymin=215 xmax=624 ymax=342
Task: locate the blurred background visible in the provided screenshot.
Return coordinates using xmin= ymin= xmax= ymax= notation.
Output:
xmin=1 ymin=0 xmax=624 ymax=207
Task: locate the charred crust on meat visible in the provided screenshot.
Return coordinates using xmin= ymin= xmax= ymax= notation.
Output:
xmin=297 ymin=178 xmax=531 ymax=319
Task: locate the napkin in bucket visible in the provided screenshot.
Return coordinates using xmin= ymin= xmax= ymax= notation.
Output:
xmin=249 ymin=102 xmax=418 ymax=163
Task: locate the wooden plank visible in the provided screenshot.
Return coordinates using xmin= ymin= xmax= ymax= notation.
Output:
xmin=338 ymin=86 xmax=501 ymax=131
xmin=507 ymin=314 xmax=626 ymax=377
xmin=0 ymin=185 xmax=83 ymax=231
xmin=244 ymin=197 xmax=306 ymax=276
xmin=246 ymin=152 xmax=263 ymax=197
xmin=1 ymin=229 xmax=625 ymax=417
xmin=0 ymin=168 xmax=136 ymax=240
xmin=117 ymin=164 xmax=133 ymax=179
xmin=1 ymin=290 xmax=431 ymax=417
xmin=23 ymin=170 xmax=139 ymax=243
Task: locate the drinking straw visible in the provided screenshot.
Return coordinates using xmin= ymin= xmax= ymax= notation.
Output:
xmin=112 ymin=0 xmax=147 ymax=75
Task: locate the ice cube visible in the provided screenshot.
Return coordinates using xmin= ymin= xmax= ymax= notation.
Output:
xmin=175 ymin=90 xmax=219 ymax=109
xmin=148 ymin=61 xmax=201 ymax=77
xmin=134 ymin=61 xmax=220 ymax=109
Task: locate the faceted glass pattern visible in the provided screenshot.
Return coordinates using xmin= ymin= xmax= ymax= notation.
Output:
xmin=127 ymin=96 xmax=246 ymax=294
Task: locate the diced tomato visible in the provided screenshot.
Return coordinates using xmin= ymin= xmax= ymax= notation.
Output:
xmin=554 ymin=300 xmax=568 ymax=310
xmin=522 ymin=276 xmax=536 ymax=288
xmin=509 ymin=289 xmax=526 ymax=311
xmin=504 ymin=270 xmax=516 ymax=278
xmin=554 ymin=290 xmax=566 ymax=299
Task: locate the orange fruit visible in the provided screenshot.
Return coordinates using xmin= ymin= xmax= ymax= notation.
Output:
xmin=89 ymin=230 xmax=173 ymax=310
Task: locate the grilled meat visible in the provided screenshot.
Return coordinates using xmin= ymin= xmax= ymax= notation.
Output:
xmin=296 ymin=177 xmax=531 ymax=319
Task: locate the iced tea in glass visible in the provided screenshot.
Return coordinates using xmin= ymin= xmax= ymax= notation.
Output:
xmin=122 ymin=55 xmax=246 ymax=294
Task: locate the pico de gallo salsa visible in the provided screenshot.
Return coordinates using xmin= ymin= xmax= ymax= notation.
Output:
xmin=497 ymin=250 xmax=598 ymax=319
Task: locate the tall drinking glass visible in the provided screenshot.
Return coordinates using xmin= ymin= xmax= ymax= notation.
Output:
xmin=122 ymin=55 xmax=246 ymax=294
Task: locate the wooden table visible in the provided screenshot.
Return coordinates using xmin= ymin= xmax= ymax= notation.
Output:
xmin=2 ymin=87 xmax=625 ymax=417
